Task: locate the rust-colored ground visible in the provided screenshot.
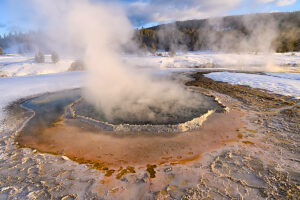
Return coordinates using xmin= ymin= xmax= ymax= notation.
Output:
xmin=17 ymin=109 xmax=243 ymax=170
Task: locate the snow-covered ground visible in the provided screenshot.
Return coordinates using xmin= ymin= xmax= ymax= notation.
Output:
xmin=0 ymin=72 xmax=83 ymax=121
xmin=1 ymin=52 xmax=300 ymax=78
xmin=0 ymin=54 xmax=73 ymax=77
xmin=125 ymin=51 xmax=300 ymax=71
xmin=205 ymin=72 xmax=300 ymax=99
xmin=0 ymin=52 xmax=299 ymax=199
xmin=0 ymin=54 xmax=32 ymax=66
xmin=265 ymin=72 xmax=300 ymax=80
xmin=0 ymin=52 xmax=300 ymax=121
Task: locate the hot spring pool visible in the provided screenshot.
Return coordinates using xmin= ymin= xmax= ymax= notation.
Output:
xmin=16 ymin=88 xmax=242 ymax=170
xmin=19 ymin=88 xmax=225 ymax=134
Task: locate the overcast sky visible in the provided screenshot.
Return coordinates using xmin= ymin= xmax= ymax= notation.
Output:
xmin=0 ymin=0 xmax=299 ymax=35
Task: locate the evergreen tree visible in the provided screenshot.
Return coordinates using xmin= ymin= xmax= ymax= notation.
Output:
xmin=35 ymin=51 xmax=45 ymax=63
xmin=51 ymin=52 xmax=59 ymax=63
xmin=151 ymin=43 xmax=156 ymax=54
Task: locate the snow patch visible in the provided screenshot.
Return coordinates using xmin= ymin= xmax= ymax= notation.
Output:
xmin=205 ymin=72 xmax=300 ymax=99
xmin=0 ymin=55 xmax=73 ymax=77
xmin=0 ymin=72 xmax=84 ymax=121
xmin=265 ymin=72 xmax=300 ymax=80
xmin=124 ymin=51 xmax=300 ymax=70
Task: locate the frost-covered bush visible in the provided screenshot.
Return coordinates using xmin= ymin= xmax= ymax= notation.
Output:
xmin=51 ymin=52 xmax=59 ymax=63
xmin=168 ymin=46 xmax=176 ymax=57
xmin=0 ymin=46 xmax=3 ymax=55
xmin=35 ymin=52 xmax=45 ymax=63
xmin=68 ymin=60 xmax=84 ymax=71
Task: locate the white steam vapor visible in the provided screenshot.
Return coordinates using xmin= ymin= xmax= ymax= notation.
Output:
xmin=154 ymin=13 xmax=281 ymax=70
xmin=206 ymin=14 xmax=279 ymax=53
xmin=29 ymin=0 xmax=209 ymax=122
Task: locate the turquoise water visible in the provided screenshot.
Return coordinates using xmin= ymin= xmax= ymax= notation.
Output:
xmin=20 ymin=89 xmax=81 ymax=136
xmin=20 ymin=89 xmax=224 ymax=131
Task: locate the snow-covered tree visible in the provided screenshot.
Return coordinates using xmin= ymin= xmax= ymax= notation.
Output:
xmin=35 ymin=51 xmax=45 ymax=63
xmin=0 ymin=46 xmax=3 ymax=55
xmin=51 ymin=52 xmax=59 ymax=63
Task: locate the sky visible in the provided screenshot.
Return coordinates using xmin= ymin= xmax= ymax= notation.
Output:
xmin=0 ymin=0 xmax=299 ymax=35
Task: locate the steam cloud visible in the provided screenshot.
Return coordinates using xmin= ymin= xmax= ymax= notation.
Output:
xmin=154 ymin=13 xmax=281 ymax=71
xmin=204 ymin=14 xmax=280 ymax=70
xmin=12 ymin=0 xmax=283 ymax=121
xmin=206 ymin=15 xmax=279 ymax=53
xmin=29 ymin=0 xmax=209 ymax=123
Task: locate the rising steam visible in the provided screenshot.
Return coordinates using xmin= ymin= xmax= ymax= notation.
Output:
xmin=29 ymin=0 xmax=210 ymax=122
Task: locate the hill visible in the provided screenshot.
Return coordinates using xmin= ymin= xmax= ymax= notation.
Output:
xmin=135 ymin=11 xmax=300 ymax=53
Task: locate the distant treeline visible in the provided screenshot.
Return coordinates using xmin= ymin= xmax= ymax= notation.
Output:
xmin=0 ymin=31 xmax=51 ymax=54
xmin=1 ymin=11 xmax=300 ymax=54
xmin=0 ymin=32 xmax=34 ymax=53
xmin=134 ymin=11 xmax=300 ymax=53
